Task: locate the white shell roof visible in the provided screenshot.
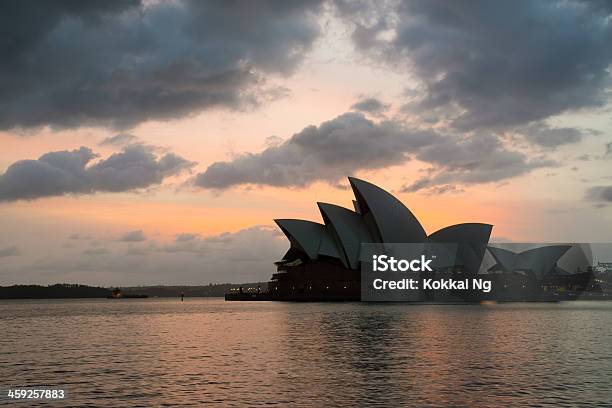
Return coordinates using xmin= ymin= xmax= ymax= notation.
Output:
xmin=488 ymin=245 xmax=572 ymax=279
xmin=274 ymin=177 xmax=495 ymax=271
xmin=318 ymin=202 xmax=374 ymax=269
xmin=348 ymin=177 xmax=427 ymax=243
xmin=274 ymin=219 xmax=340 ymax=261
xmin=428 ymin=223 xmax=492 ymax=274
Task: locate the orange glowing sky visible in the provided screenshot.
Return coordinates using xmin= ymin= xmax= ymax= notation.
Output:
xmin=1 ymin=1 xmax=611 ymax=285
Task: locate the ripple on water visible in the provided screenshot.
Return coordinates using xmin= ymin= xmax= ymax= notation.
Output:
xmin=1 ymin=299 xmax=612 ymax=407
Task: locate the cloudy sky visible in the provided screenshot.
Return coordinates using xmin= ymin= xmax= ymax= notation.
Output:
xmin=1 ymin=0 xmax=611 ymax=285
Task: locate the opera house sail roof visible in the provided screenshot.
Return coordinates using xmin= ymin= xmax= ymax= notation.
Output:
xmin=274 ymin=219 xmax=340 ymax=261
xmin=274 ymin=177 xmax=493 ymax=274
xmin=348 ymin=177 xmax=427 ymax=243
xmin=428 ymin=223 xmax=493 ymax=275
xmin=317 ymin=202 xmax=373 ymax=269
xmin=487 ymin=245 xmax=573 ymax=279
xmin=224 ymin=176 xmax=596 ymax=301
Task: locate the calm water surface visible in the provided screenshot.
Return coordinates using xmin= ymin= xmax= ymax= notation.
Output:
xmin=1 ymin=299 xmax=611 ymax=407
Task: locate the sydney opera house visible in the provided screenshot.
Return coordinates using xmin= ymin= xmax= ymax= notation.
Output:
xmin=485 ymin=243 xmax=595 ymax=300
xmin=226 ymin=177 xmax=596 ymax=301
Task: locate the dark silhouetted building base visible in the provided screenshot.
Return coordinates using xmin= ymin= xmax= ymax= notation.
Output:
xmin=267 ymin=261 xmax=360 ymax=301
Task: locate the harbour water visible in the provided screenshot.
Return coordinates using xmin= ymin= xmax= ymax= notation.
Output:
xmin=1 ymin=299 xmax=611 ymax=407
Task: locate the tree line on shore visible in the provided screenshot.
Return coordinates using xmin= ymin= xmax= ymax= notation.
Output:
xmin=0 ymin=282 xmax=267 ymax=299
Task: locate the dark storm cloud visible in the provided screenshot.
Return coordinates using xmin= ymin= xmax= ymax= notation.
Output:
xmin=340 ymin=1 xmax=612 ymax=131
xmin=517 ymin=124 xmax=595 ymax=148
xmin=0 ymin=145 xmax=195 ymax=201
xmin=195 ymin=112 xmax=441 ymax=189
xmin=350 ymin=97 xmax=389 ymax=114
xmin=119 ymin=230 xmax=146 ymax=242
xmin=0 ymin=0 xmax=324 ymax=129
xmin=585 ymin=185 xmax=612 ymax=203
xmin=195 ymin=112 xmax=554 ymax=190
xmin=98 ymin=134 xmax=139 ymax=147
xmin=400 ymin=133 xmax=557 ymax=192
xmin=0 ymin=246 xmax=20 ymax=257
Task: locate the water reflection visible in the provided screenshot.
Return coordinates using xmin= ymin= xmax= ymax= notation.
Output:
xmin=1 ymin=299 xmax=611 ymax=407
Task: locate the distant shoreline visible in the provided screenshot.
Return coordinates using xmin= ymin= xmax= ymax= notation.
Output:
xmin=0 ymin=283 xmax=267 ymax=300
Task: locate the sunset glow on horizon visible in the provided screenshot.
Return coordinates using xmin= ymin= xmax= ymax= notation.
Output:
xmin=1 ymin=1 xmax=611 ymax=285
